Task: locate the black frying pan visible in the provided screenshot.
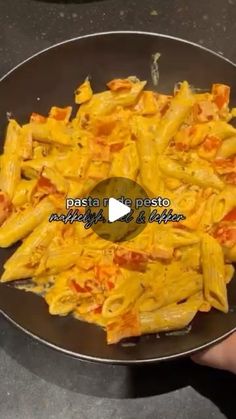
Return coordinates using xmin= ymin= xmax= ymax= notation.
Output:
xmin=0 ymin=32 xmax=236 ymax=364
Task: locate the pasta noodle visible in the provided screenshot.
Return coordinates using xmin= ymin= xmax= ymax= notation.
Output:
xmin=201 ymin=233 xmax=228 ymax=312
xmin=216 ymin=136 xmax=236 ymax=159
xmin=155 ymin=81 xmax=195 ymax=153
xmin=212 ymin=186 xmax=236 ymax=223
xmin=139 ymin=292 xmax=204 ymax=335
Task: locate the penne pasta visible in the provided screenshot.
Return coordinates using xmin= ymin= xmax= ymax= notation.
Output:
xmin=216 ymin=135 xmax=236 ymax=159
xmin=212 ymin=186 xmax=236 ymax=223
xmin=0 ymin=154 xmax=21 ymax=199
xmin=77 ymin=79 xmax=146 ymax=118
xmin=139 ymin=292 xmax=203 ymax=334
xmin=1 ymin=221 xmax=59 ymax=282
xmin=0 ymin=198 xmax=55 ymax=247
xmin=133 ymin=115 xmax=165 ymax=195
xmin=20 ymin=124 xmax=33 ymax=160
xmin=158 ymin=156 xmax=224 ymax=190
xmin=36 ymin=245 xmax=83 ymax=275
xmin=201 ymin=233 xmax=228 ymax=313
xmin=155 ymin=81 xmax=195 ymax=153
xmin=12 ymin=179 xmax=37 ymax=206
xmin=46 ymin=288 xmax=79 ymax=316
xmin=138 ymin=271 xmax=203 ymax=312
xmin=102 ymin=272 xmax=144 ymax=319
xmin=3 ymin=119 xmax=22 ymax=154
xmin=30 ymin=119 xmax=76 ymax=146
xmin=170 ymin=228 xmax=200 ymax=247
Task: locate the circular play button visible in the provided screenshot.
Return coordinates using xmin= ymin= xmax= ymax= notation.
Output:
xmin=89 ymin=177 xmax=150 ymax=242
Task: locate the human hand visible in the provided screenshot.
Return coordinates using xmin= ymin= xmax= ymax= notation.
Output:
xmin=191 ymin=332 xmax=236 ymax=374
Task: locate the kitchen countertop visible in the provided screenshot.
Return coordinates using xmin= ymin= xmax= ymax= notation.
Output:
xmin=0 ymin=0 xmax=236 ymax=418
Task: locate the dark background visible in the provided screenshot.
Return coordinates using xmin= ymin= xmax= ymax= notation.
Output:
xmin=0 ymin=1 xmax=236 ymax=418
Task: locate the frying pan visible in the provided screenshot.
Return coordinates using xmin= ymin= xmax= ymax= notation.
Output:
xmin=0 ymin=32 xmax=236 ymax=364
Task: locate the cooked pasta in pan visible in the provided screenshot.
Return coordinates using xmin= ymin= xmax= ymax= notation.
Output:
xmin=0 ymin=77 xmax=236 ymax=344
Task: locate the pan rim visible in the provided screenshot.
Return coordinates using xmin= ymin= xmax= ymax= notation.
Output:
xmin=0 ymin=30 xmax=235 ymax=83
xmin=1 ymin=307 xmax=236 ymax=365
xmin=1 ymin=30 xmax=236 ymax=364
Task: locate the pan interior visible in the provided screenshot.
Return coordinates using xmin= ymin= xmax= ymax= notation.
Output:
xmin=0 ymin=32 xmax=236 ymax=364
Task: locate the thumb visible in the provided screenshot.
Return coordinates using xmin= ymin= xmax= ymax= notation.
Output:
xmin=191 ymin=332 xmax=236 ymax=374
